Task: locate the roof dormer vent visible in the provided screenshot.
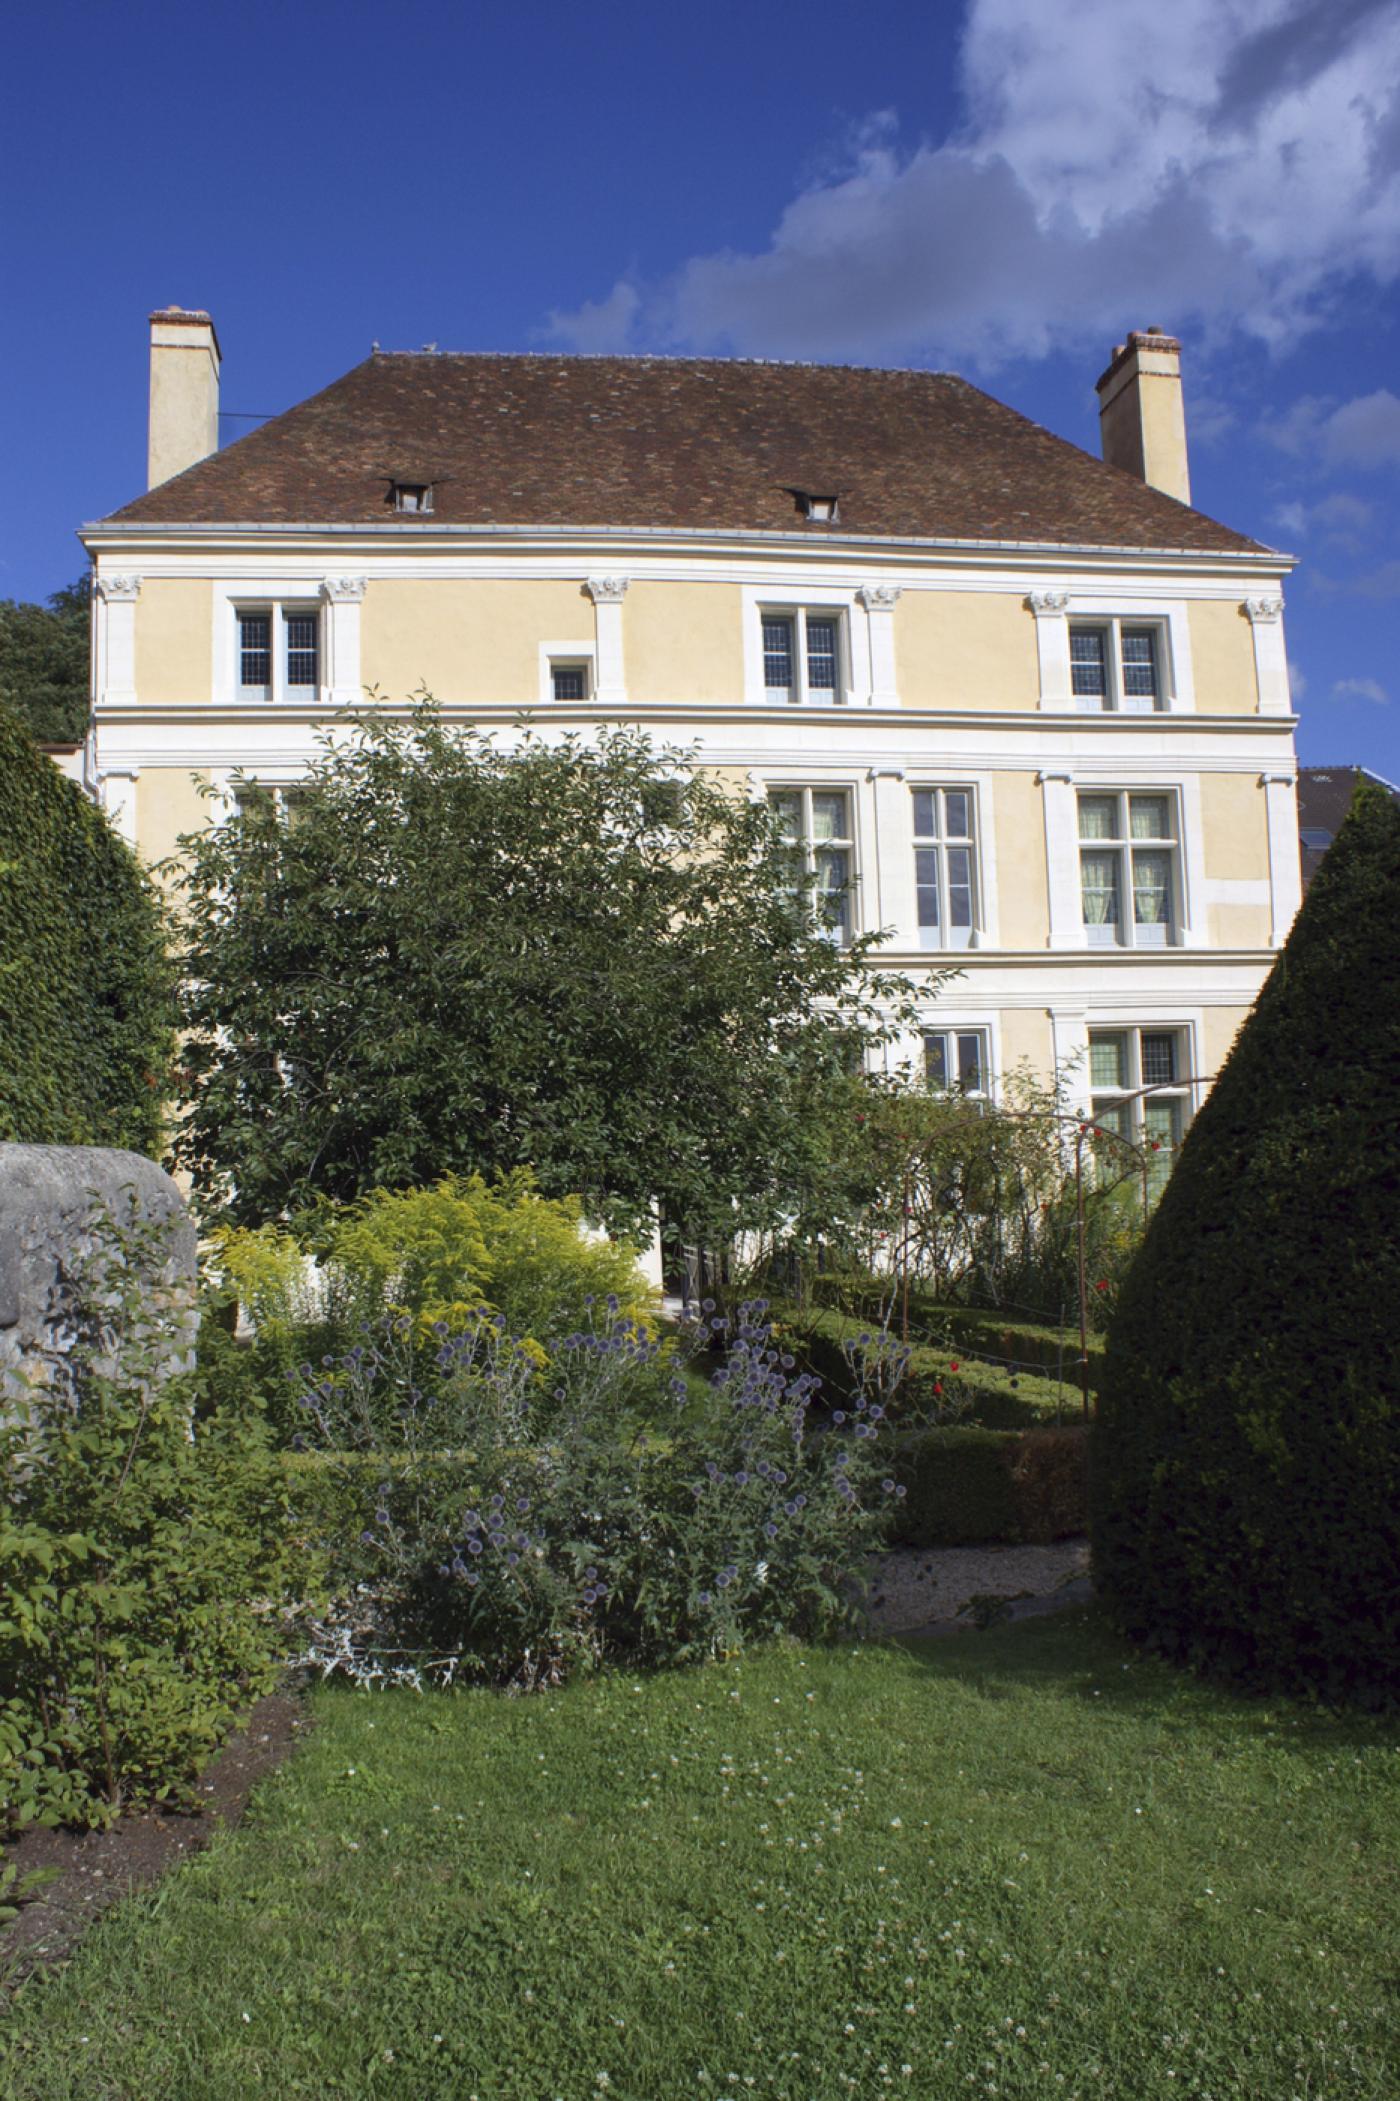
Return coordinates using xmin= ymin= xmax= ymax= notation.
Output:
xmin=391 ymin=480 xmax=434 ymax=514
xmin=794 ymin=489 xmax=839 ymax=523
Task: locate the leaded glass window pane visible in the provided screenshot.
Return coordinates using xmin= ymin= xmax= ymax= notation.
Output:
xmin=806 ymin=619 xmax=838 ymax=692
xmin=1078 ymin=795 xmax=1119 ymax=840
xmin=285 ymin=614 xmax=319 ymax=687
xmin=763 ymin=618 xmax=794 ymax=696
xmin=944 ymin=790 xmax=971 ymax=839
xmin=1090 ymin=1034 xmax=1126 ymax=1088
xmin=923 ymin=1033 xmax=948 ymax=1088
xmin=1141 ymin=1032 xmax=1177 ymax=1085
xmin=1070 ymin=626 xmax=1108 ymax=701
xmin=239 ymin=613 xmax=270 ymax=689
xmin=551 ymin=664 xmax=587 ymax=701
xmin=1144 ymin=1098 xmax=1181 ymax=1146
xmin=1092 ymin=1100 xmax=1131 ymax=1139
xmin=767 ymin=790 xmax=801 ymax=840
xmin=1121 ymin=628 xmax=1159 ymax=702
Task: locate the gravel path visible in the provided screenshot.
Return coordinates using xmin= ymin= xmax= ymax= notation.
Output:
xmin=859 ymin=1537 xmax=1092 ymax=1635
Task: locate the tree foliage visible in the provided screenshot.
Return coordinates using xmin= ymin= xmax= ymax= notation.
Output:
xmin=0 ymin=705 xmax=175 ymax=1151
xmin=1092 ymin=777 xmax=1400 ymax=1705
xmin=171 ymin=706 xmax=913 ymax=1237
xmin=0 ymin=577 xmax=90 ymax=744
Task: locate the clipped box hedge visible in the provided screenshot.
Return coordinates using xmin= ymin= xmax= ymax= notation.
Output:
xmin=891 ymin=1424 xmax=1089 ymax=1548
xmin=810 ymin=1275 xmax=1104 ymax=1387
xmin=774 ymin=1303 xmax=1082 ymax=1430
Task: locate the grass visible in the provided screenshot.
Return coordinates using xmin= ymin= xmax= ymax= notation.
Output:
xmin=3 ymin=1611 xmax=1396 ymax=2100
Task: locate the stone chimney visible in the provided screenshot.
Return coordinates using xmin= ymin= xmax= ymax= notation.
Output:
xmin=1095 ymin=327 xmax=1190 ymax=506
xmin=148 ymin=306 xmax=221 ymax=489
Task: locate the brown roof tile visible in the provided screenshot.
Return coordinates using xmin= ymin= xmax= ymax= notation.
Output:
xmin=104 ymin=352 xmax=1267 ymax=554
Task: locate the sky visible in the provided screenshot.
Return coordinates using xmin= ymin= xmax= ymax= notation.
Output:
xmin=3 ymin=0 xmax=1397 ymax=774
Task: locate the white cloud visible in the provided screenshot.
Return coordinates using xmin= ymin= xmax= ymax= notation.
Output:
xmin=1269 ymin=390 xmax=1400 ymax=468
xmin=1287 ymin=659 xmax=1308 ymax=699
xmin=546 ymin=0 xmax=1400 ymax=366
xmin=1332 ymin=675 xmax=1390 ymax=703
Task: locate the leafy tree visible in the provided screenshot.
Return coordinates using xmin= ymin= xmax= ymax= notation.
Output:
xmin=0 ymin=576 xmax=90 ymax=744
xmin=171 ymin=706 xmax=914 ymax=1237
xmin=1092 ymin=776 xmax=1400 ymax=1705
xmin=0 ymin=705 xmax=175 ymax=1151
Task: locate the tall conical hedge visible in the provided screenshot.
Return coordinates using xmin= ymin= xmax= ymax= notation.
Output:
xmin=0 ymin=706 xmax=174 ymax=1152
xmin=1092 ymin=777 xmax=1400 ymax=1706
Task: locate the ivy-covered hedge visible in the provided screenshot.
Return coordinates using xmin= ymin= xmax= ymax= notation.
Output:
xmin=0 ymin=707 xmax=174 ymax=1150
xmin=891 ymin=1425 xmax=1088 ymax=1547
xmin=1093 ymin=778 xmax=1400 ymax=1707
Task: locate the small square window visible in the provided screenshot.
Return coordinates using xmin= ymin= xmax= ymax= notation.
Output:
xmin=393 ymin=482 xmax=433 ymax=513
xmin=550 ymin=661 xmax=590 ymax=702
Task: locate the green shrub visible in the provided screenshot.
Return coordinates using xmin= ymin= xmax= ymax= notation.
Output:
xmin=0 ymin=1211 xmax=295 ymax=1834
xmin=1093 ymin=778 xmax=1400 ymax=1706
xmin=892 ymin=1425 xmax=1088 ymax=1547
xmin=0 ymin=706 xmax=174 ymax=1150
xmin=205 ymin=1173 xmax=659 ymax=1442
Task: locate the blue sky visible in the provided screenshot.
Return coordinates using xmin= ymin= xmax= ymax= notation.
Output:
xmin=4 ymin=0 xmax=1397 ymax=773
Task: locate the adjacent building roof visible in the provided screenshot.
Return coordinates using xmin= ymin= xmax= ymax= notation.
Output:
xmin=1297 ymin=765 xmax=1400 ymax=886
xmin=103 ymin=352 xmax=1268 ymax=554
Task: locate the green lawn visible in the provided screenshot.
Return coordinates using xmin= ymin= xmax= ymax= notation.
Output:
xmin=4 ymin=1612 xmax=1396 ymax=2100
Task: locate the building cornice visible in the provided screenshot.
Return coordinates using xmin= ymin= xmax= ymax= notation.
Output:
xmin=78 ymin=518 xmax=1294 ymax=576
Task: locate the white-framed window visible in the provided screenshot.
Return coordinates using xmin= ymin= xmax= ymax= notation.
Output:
xmin=761 ymin=608 xmax=846 ymax=705
xmin=392 ymin=481 xmax=433 ymax=513
xmin=912 ymin=786 xmax=978 ymax=949
xmin=1078 ymin=791 xmax=1179 ymax=947
xmin=1089 ymin=1026 xmax=1190 ymax=1192
xmin=1070 ymin=620 xmax=1165 ymax=712
xmin=550 ymin=659 xmax=591 ymax=702
xmin=236 ymin=606 xmax=320 ymax=703
xmin=922 ymin=1027 xmax=990 ymax=1099
xmin=231 ymin=780 xmax=313 ymax=827
xmin=767 ymin=786 xmax=855 ymax=943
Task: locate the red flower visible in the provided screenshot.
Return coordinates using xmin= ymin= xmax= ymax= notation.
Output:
xmin=933 ymin=1381 xmax=943 ymax=1396
xmin=949 ymin=1360 xmax=960 ymax=1372
xmin=1095 ymin=1280 xmax=1109 ymax=1292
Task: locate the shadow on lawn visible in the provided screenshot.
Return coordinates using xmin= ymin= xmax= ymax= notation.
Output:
xmin=884 ymin=1603 xmax=1396 ymax=1751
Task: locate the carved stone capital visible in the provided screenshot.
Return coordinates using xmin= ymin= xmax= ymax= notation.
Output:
xmin=1244 ymin=596 xmax=1283 ymax=624
xmin=96 ymin=574 xmax=141 ymax=602
xmin=857 ymin=583 xmax=902 ymax=612
xmin=1028 ymin=590 xmax=1069 ymax=616
xmin=585 ymin=575 xmax=629 ymax=605
xmin=321 ymin=576 xmax=368 ymax=604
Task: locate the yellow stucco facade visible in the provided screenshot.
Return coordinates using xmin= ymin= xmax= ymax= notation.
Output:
xmin=895 ymin=590 xmax=1040 ymax=711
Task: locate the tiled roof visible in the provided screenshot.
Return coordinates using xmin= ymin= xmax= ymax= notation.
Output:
xmin=105 ymin=352 xmax=1267 ymax=554
xmin=1297 ymin=765 xmax=1400 ymax=886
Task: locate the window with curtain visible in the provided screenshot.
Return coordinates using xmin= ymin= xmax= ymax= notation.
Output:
xmin=1078 ymin=791 xmax=1180 ymax=945
xmin=1089 ymin=1026 xmax=1189 ymax=1196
